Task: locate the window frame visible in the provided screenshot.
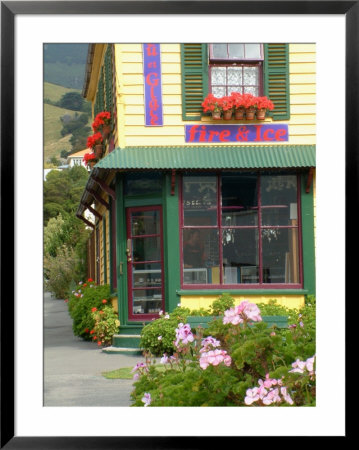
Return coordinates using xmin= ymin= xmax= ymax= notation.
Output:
xmin=179 ymin=171 xmax=303 ymax=290
xmin=208 ymin=44 xmax=264 ymax=97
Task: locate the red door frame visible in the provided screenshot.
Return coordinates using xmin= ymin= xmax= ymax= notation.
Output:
xmin=126 ymin=205 xmax=165 ymax=321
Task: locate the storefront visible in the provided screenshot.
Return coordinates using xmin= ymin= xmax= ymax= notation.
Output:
xmin=77 ymin=43 xmax=316 ymax=350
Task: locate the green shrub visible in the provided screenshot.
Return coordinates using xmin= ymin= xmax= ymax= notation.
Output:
xmin=140 ymin=307 xmax=191 ymax=356
xmin=67 ymin=281 xmax=111 ymax=340
xmin=44 ymin=245 xmax=78 ymax=299
xmin=131 ymin=297 xmax=316 ymax=407
xmin=91 ymin=305 xmax=120 ymax=347
xmin=210 ymin=293 xmax=235 ymax=316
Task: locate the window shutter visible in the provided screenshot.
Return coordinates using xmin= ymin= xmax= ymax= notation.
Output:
xmin=95 ymin=67 xmax=105 ymax=116
xmin=104 ymin=44 xmax=113 ymax=120
xmin=264 ymin=44 xmax=290 ymax=121
xmin=181 ymin=44 xmax=208 ymax=121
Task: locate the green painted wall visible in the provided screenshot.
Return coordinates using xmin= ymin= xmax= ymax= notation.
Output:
xmin=300 ymin=171 xmax=316 ymax=295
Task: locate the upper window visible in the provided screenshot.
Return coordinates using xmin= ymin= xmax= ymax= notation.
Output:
xmin=209 ymin=43 xmax=264 ymax=97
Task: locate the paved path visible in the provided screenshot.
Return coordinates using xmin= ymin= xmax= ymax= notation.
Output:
xmin=44 ymin=292 xmax=145 ymax=406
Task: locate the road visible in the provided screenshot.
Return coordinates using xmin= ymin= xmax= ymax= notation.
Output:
xmin=44 ymin=292 xmax=145 ymax=406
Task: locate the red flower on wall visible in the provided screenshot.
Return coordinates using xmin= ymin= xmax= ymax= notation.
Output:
xmin=86 ymin=132 xmax=103 ymax=149
xmin=92 ymin=111 xmax=111 ymax=132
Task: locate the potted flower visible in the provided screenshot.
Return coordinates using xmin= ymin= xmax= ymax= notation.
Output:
xmin=87 ymin=132 xmax=104 ymax=160
xmin=83 ymin=152 xmax=97 ymax=169
xmin=92 ymin=111 xmax=112 ymax=137
xmin=231 ymin=92 xmax=246 ymax=120
xmin=201 ymin=93 xmax=223 ymax=120
xmin=242 ymin=93 xmax=257 ymax=120
xmin=255 ymin=96 xmax=275 ymax=120
xmin=220 ymin=96 xmax=234 ymax=120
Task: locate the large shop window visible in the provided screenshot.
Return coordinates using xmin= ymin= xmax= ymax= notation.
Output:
xmin=181 ymin=173 xmax=302 ymax=288
xmin=209 ymin=43 xmax=264 ymax=97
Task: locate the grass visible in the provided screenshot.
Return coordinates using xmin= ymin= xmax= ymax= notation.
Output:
xmin=43 ymin=82 xmax=89 ymax=161
xmin=102 ymin=365 xmax=166 ymax=380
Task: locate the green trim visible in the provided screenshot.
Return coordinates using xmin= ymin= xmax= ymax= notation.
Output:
xmin=109 ymin=197 xmax=113 ymax=291
xmin=181 ymin=43 xmax=208 ymax=121
xmin=103 ymin=214 xmax=107 ymax=284
xmin=264 ymin=44 xmax=290 ymax=121
xmin=124 ymin=196 xmax=162 ymax=208
xmin=115 ymin=174 xmax=128 ymax=325
xmin=300 ymin=172 xmax=316 ymax=295
xmin=163 ymin=173 xmax=181 ymax=313
xmin=177 ymin=289 xmax=308 ymax=296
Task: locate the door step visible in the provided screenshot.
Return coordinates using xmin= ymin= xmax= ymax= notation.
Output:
xmin=102 ymin=346 xmax=142 ymax=355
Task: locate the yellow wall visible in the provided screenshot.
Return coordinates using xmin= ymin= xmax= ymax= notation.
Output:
xmin=114 ymin=43 xmax=316 ymax=147
xmin=180 ymin=294 xmax=305 ymax=311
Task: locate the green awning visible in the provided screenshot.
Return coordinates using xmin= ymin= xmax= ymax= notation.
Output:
xmin=95 ymin=145 xmax=315 ymax=170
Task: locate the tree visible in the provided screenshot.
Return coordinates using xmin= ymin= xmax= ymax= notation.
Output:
xmin=43 ymin=165 xmax=89 ymax=224
xmin=58 ymin=92 xmax=84 ymax=111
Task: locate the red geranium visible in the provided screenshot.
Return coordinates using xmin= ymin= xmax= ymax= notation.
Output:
xmin=220 ymin=96 xmax=234 ymax=112
xmin=86 ymin=132 xmax=103 ymax=149
xmin=102 ymin=299 xmax=107 ymax=304
xmin=83 ymin=152 xmax=97 ymax=166
xmin=201 ymin=93 xmax=223 ymax=113
xmin=241 ymin=93 xmax=257 ymax=109
xmin=230 ymin=92 xmax=245 ymax=109
xmin=91 ymin=307 xmax=97 ymax=312
xmin=92 ymin=111 xmax=111 ymax=131
xmin=88 ymin=278 xmax=94 ymax=282
xmin=256 ymin=96 xmax=275 ymax=111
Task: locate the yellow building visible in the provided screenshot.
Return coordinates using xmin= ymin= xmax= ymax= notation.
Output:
xmin=77 ymin=43 xmax=316 ymax=351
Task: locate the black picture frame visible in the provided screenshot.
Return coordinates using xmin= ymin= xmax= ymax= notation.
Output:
xmin=1 ymin=1 xmax=352 ymax=447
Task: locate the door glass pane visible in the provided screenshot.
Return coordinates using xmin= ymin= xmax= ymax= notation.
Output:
xmin=131 ymin=210 xmax=160 ymax=236
xmin=222 ymin=228 xmax=259 ymax=284
xmin=183 ymin=176 xmax=217 ymax=226
xmin=133 ymin=263 xmax=162 ymax=287
xmin=132 ymin=289 xmax=162 ymax=315
xmin=132 ymin=236 xmax=161 ymax=262
xmin=261 ymin=175 xmax=298 ymax=226
xmin=212 ymin=44 xmax=228 ymax=59
xmin=183 ymin=229 xmax=219 ymax=285
xmin=228 ymin=43 xmax=245 ymax=59
xmin=261 ymin=228 xmax=299 ymax=283
xmin=221 ymin=174 xmax=258 ymax=226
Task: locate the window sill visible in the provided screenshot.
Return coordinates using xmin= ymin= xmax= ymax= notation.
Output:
xmin=177 ymin=288 xmax=308 ymax=296
xmin=201 ymin=115 xmax=273 ymax=123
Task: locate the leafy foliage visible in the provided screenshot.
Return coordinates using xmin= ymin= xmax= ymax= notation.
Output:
xmin=91 ymin=305 xmax=120 ymax=347
xmin=68 ymin=282 xmax=111 ymax=340
xmin=43 ymin=165 xmax=89 ymax=224
xmin=132 ymin=296 xmax=316 ymax=407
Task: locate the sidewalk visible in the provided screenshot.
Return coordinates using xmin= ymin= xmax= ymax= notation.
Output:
xmin=44 ymin=292 xmax=145 ymax=406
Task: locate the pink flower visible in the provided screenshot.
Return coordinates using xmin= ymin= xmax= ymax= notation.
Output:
xmin=305 ymin=356 xmax=315 ymax=372
xmin=223 ymin=307 xmax=243 ymax=325
xmin=142 ymin=392 xmax=151 ymax=407
xmin=200 ymin=336 xmax=221 ymax=353
xmin=280 ymin=387 xmax=294 ymax=405
xmin=244 ymin=387 xmax=260 ymax=405
xmin=223 ymin=301 xmax=262 ymax=325
xmin=160 ymin=354 xmax=169 ymax=364
xmin=158 ymin=335 xmax=162 ymax=341
xmin=199 ymin=349 xmax=232 ymax=370
xmin=174 ymin=323 xmax=194 ymax=347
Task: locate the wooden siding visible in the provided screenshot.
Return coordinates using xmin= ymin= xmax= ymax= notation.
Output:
xmin=114 ymin=43 xmax=315 ymax=147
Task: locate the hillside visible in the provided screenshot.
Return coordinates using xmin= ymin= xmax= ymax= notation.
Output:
xmin=44 ymin=43 xmax=88 ymax=90
xmin=44 ymin=82 xmax=91 ymax=162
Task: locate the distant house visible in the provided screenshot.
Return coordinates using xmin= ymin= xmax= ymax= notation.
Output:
xmin=67 ymin=149 xmax=88 ymax=169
